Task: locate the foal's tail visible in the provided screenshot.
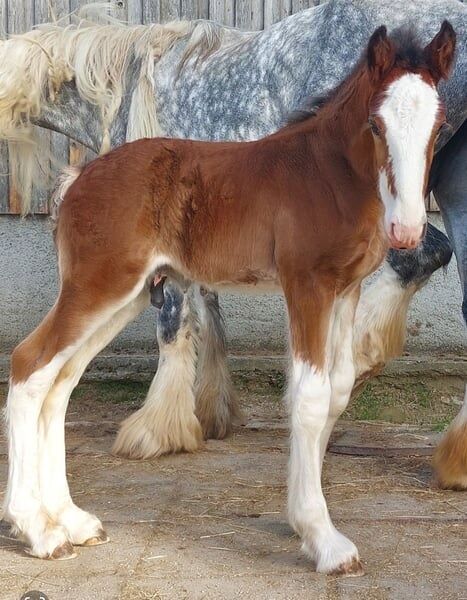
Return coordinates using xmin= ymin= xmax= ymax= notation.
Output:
xmin=50 ymin=166 xmax=82 ymax=227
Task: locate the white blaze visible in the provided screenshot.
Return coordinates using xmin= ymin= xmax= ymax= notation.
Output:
xmin=377 ymin=73 xmax=440 ymax=232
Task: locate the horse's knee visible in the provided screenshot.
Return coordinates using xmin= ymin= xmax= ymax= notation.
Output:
xmin=290 ymin=363 xmax=331 ymax=428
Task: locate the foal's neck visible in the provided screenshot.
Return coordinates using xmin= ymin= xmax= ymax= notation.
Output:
xmin=299 ymin=67 xmax=376 ymax=187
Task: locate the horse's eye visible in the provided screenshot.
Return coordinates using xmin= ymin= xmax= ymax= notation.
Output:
xmin=368 ymin=118 xmax=381 ymax=137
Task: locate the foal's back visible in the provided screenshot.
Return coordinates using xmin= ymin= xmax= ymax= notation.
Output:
xmin=56 ymin=132 xmax=380 ymax=288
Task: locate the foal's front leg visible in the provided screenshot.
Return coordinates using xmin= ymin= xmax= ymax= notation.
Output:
xmin=282 ymin=276 xmax=362 ymax=576
xmin=320 ymin=289 xmax=360 ymax=466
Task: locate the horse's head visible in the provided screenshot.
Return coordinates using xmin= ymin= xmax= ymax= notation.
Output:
xmin=366 ymin=22 xmax=456 ymax=250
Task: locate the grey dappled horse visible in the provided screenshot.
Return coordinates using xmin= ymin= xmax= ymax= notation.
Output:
xmin=2 ymin=0 xmax=466 ymax=488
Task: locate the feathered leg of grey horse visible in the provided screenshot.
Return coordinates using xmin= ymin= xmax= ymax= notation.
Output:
xmin=113 ymin=281 xmax=203 ymax=458
xmin=195 ymin=290 xmax=243 ymax=438
xmin=112 ymin=281 xmax=241 ymax=458
xmin=430 ymin=122 xmax=467 ymax=491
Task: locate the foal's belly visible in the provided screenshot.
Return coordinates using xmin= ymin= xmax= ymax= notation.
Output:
xmin=212 ymin=279 xmax=282 ymax=295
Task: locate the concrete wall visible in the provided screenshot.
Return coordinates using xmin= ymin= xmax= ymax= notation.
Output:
xmin=0 ymin=214 xmax=465 ymax=364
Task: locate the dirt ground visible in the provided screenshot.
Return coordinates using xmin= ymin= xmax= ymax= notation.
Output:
xmin=0 ymin=374 xmax=466 ymax=600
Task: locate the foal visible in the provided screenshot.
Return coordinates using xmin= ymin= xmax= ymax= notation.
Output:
xmin=3 ymin=23 xmax=455 ymax=574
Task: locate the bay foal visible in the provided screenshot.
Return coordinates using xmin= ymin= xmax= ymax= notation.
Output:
xmin=4 ymin=23 xmax=456 ymax=574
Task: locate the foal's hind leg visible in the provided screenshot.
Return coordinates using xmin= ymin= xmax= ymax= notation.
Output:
xmin=113 ymin=280 xmax=203 ymax=459
xmin=195 ymin=290 xmax=243 ymax=439
xmin=4 ymin=280 xmax=147 ymax=559
xmin=38 ymin=292 xmax=149 ymax=548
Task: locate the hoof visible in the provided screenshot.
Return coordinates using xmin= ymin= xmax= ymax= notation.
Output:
xmin=329 ymin=556 xmax=365 ymax=577
xmin=81 ymin=529 xmax=110 ymax=546
xmin=25 ymin=541 xmax=77 ymax=560
xmin=49 ymin=541 xmax=77 ymax=560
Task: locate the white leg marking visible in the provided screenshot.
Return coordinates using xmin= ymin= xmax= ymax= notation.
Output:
xmin=288 ymin=359 xmax=361 ymax=575
xmin=5 ymin=272 xmax=154 ymax=558
xmin=38 ymin=293 xmax=149 ymax=545
xmin=4 ymin=350 xmax=78 ymax=558
xmin=320 ymin=295 xmax=358 ymax=464
xmin=113 ymin=289 xmax=202 ymax=459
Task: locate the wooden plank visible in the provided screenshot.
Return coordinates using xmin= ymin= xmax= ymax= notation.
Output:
xmin=209 ymin=0 xmax=235 ymax=25
xmin=0 ymin=0 xmax=9 ymax=212
xmin=0 ymin=0 xmax=7 ymax=36
xmin=127 ymin=0 xmax=144 ymax=24
xmin=181 ymin=0 xmax=209 ymax=20
xmin=236 ymin=0 xmax=263 ymax=30
xmin=160 ymin=0 xmax=181 ymax=23
xmin=0 ymin=143 xmax=9 ymax=213
xmin=142 ymin=0 xmax=161 ymax=24
xmin=7 ymin=0 xmax=34 ymax=213
xmin=32 ymin=0 xmax=54 ymax=214
xmin=264 ymin=0 xmax=291 ymax=28
xmin=291 ymin=0 xmax=313 ymax=15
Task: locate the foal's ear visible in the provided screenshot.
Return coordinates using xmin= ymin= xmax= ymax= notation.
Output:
xmin=424 ymin=20 xmax=456 ymax=81
xmin=367 ymin=26 xmax=395 ymax=84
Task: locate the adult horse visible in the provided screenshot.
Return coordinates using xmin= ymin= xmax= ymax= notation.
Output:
xmin=4 ymin=23 xmax=456 ymax=572
xmin=0 ymin=0 xmax=465 ymax=489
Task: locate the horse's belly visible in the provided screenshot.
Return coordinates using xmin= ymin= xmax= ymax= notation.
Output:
xmin=212 ymin=278 xmax=282 ymax=295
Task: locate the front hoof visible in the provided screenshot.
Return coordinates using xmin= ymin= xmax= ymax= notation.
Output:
xmin=303 ymin=528 xmax=362 ymax=576
xmin=329 ymin=556 xmax=365 ymax=577
xmin=81 ymin=529 xmax=110 ymax=547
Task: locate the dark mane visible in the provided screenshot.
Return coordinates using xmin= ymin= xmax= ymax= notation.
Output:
xmin=286 ymin=25 xmax=428 ymax=127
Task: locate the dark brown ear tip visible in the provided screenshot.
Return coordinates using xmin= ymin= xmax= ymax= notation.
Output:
xmin=440 ymin=20 xmax=456 ymax=39
xmin=372 ymin=25 xmax=387 ymax=39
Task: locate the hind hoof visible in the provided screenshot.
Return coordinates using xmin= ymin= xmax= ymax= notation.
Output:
xmin=81 ymin=529 xmax=110 ymax=546
xmin=25 ymin=540 xmax=77 ymax=560
xmin=50 ymin=541 xmax=77 ymax=560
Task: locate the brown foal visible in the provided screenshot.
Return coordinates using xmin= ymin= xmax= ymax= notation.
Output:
xmin=4 ymin=23 xmax=456 ymax=575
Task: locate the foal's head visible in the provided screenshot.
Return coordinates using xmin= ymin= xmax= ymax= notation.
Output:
xmin=366 ymin=22 xmax=456 ymax=249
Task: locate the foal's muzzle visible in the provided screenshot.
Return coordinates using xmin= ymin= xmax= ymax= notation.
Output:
xmin=388 ymin=220 xmax=427 ymax=250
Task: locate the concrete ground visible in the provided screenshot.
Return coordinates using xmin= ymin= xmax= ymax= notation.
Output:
xmin=0 ymin=376 xmax=466 ymax=600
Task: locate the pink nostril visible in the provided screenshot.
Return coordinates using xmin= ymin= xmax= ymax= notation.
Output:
xmin=390 ymin=221 xmax=403 ymax=244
